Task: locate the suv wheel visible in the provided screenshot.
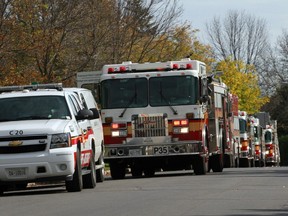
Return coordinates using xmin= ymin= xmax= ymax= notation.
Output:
xmin=66 ymin=147 xmax=83 ymax=192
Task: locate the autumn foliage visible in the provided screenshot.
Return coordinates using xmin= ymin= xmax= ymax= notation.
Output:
xmin=216 ymin=59 xmax=269 ymax=114
xmin=0 ymin=0 xmax=270 ymax=114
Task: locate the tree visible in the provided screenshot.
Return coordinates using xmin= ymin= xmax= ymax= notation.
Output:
xmin=206 ymin=10 xmax=269 ymax=67
xmin=216 ymin=58 xmax=269 ymax=114
xmin=102 ymin=0 xmax=185 ymax=63
xmin=0 ymin=0 xmax=214 ymax=86
xmin=261 ymin=84 xmax=288 ymax=136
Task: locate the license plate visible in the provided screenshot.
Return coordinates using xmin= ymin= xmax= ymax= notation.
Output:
xmin=129 ymin=149 xmax=142 ymax=156
xmin=153 ymin=146 xmax=169 ymax=155
xmin=7 ymin=168 xmax=26 ymax=177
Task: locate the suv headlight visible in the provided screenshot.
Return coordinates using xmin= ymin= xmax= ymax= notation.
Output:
xmin=50 ymin=133 xmax=71 ymax=149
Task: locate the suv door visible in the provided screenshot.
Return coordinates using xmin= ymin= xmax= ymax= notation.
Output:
xmin=67 ymin=93 xmax=93 ymax=166
xmin=78 ymin=91 xmax=103 ymax=160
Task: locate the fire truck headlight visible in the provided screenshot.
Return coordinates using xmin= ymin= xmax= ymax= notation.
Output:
xmin=112 ymin=130 xmax=127 ymax=137
xmin=265 ymin=150 xmax=269 ymax=155
xmin=50 ymin=133 xmax=71 ymax=149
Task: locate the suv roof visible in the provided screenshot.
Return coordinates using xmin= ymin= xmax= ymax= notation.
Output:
xmin=0 ymin=83 xmax=63 ymax=93
xmin=0 ymin=83 xmax=67 ymax=98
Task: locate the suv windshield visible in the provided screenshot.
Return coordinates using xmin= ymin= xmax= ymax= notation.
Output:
xmin=0 ymin=96 xmax=71 ymax=122
xmin=101 ymin=75 xmax=198 ymax=109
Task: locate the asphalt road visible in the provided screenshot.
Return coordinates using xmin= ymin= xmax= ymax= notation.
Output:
xmin=1 ymin=167 xmax=288 ymax=216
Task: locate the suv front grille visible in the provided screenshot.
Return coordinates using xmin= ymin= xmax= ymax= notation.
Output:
xmin=0 ymin=135 xmax=48 ymax=154
xmin=0 ymin=144 xmax=47 ymax=154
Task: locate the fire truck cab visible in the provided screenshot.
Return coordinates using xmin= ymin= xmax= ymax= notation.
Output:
xmin=263 ymin=121 xmax=280 ymax=166
xmin=238 ymin=111 xmax=255 ymax=167
xmin=249 ymin=116 xmax=264 ymax=167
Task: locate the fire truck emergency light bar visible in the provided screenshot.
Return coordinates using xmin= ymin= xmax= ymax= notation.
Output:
xmin=102 ymin=58 xmax=200 ymax=74
xmin=0 ymin=83 xmax=63 ymax=93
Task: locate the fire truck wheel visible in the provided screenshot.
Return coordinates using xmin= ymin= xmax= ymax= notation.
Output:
xmin=0 ymin=186 xmax=4 ymax=196
xmin=250 ymin=159 xmax=255 ymax=167
xmin=66 ymin=147 xmax=83 ymax=192
xmin=131 ymin=165 xmax=143 ymax=178
xmin=110 ymin=161 xmax=126 ymax=179
xmin=144 ymin=168 xmax=155 ymax=177
xmin=224 ymin=154 xmax=231 ymax=168
xmin=193 ymin=156 xmax=207 ymax=175
xmin=96 ymin=152 xmax=105 ymax=182
xmin=255 ymin=161 xmax=260 ymax=167
xmin=211 ymin=154 xmax=223 ymax=172
xmin=239 ymin=158 xmax=250 ymax=167
xmin=83 ymin=151 xmax=97 ymax=189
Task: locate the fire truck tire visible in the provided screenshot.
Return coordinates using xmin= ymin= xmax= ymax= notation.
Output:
xmin=250 ymin=159 xmax=255 ymax=167
xmin=224 ymin=154 xmax=232 ymax=168
xmin=96 ymin=152 xmax=105 ymax=182
xmin=255 ymin=160 xmax=260 ymax=167
xmin=131 ymin=165 xmax=143 ymax=177
xmin=0 ymin=186 xmax=4 ymax=196
xmin=110 ymin=162 xmax=126 ymax=179
xmin=211 ymin=154 xmax=223 ymax=172
xmin=66 ymin=147 xmax=83 ymax=192
xmin=144 ymin=168 xmax=155 ymax=177
xmin=193 ymin=156 xmax=207 ymax=175
xmin=239 ymin=158 xmax=250 ymax=167
xmin=83 ymin=151 xmax=97 ymax=189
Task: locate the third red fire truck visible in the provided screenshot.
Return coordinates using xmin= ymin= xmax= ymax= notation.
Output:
xmin=238 ymin=111 xmax=255 ymax=167
xmin=263 ymin=121 xmax=280 ymax=166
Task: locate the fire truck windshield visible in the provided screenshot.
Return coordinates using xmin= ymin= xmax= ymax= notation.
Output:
xmin=265 ymin=131 xmax=272 ymax=142
xmin=100 ymin=75 xmax=198 ymax=109
xmin=149 ymin=75 xmax=198 ymax=106
xmin=101 ymin=78 xmax=148 ymax=109
xmin=239 ymin=119 xmax=247 ymax=133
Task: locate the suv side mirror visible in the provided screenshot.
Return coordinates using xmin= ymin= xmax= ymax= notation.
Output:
xmin=76 ymin=109 xmax=93 ymax=120
xmin=90 ymin=108 xmax=100 ymax=119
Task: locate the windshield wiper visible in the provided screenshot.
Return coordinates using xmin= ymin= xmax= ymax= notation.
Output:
xmin=159 ymin=89 xmax=178 ymax=115
xmin=119 ymin=93 xmax=137 ymax=118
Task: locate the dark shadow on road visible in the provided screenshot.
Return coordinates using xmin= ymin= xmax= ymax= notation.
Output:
xmin=104 ymin=167 xmax=288 ymax=181
xmin=2 ymin=183 xmax=67 ymax=197
xmin=222 ymin=208 xmax=288 ymax=216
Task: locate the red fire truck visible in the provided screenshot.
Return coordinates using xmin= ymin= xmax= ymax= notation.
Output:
xmin=249 ymin=116 xmax=263 ymax=167
xmin=208 ymin=80 xmax=234 ymax=169
xmin=78 ymin=59 xmax=233 ymax=179
xmin=226 ymin=94 xmax=239 ymax=167
xmin=263 ymin=121 xmax=280 ymax=166
xmin=238 ymin=111 xmax=255 ymax=167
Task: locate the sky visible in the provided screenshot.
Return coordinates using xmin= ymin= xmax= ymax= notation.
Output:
xmin=179 ymin=0 xmax=288 ymax=44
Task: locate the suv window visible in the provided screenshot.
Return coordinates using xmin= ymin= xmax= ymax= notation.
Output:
xmin=80 ymin=93 xmax=88 ymax=110
xmin=68 ymin=95 xmax=79 ymax=116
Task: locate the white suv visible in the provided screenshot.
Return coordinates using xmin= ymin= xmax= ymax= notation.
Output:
xmin=0 ymin=83 xmax=104 ymax=194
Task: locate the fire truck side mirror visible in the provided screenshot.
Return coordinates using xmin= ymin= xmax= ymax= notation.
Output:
xmin=199 ymin=95 xmax=210 ymax=103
